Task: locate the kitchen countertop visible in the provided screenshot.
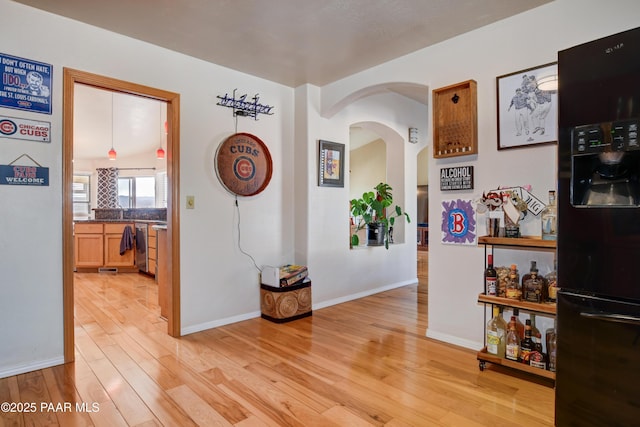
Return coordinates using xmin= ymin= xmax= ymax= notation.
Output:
xmin=74 ymin=219 xmax=166 ymax=224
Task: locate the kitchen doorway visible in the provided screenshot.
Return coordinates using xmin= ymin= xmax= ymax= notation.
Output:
xmin=62 ymin=68 xmax=181 ymax=363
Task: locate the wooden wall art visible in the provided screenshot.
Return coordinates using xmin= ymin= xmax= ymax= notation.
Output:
xmin=433 ymin=80 xmax=478 ymax=158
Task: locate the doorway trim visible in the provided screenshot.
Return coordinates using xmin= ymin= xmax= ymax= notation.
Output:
xmin=62 ymin=68 xmax=181 ymax=362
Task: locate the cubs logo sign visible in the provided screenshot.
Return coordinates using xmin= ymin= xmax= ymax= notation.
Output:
xmin=215 ymin=133 xmax=272 ymax=196
xmin=441 ymin=199 xmax=476 ymax=245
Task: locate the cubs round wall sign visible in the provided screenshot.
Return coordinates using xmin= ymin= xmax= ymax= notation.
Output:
xmin=215 ymin=133 xmax=273 ymax=196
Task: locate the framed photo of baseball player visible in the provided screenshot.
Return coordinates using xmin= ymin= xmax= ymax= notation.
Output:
xmin=497 ymin=62 xmax=558 ymax=150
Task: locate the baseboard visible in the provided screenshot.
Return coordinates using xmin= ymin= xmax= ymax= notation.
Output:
xmin=0 ymin=356 xmax=65 ymax=379
xmin=313 ymin=278 xmax=418 ymax=310
xmin=425 ymin=328 xmax=483 ymax=351
xmin=181 ymin=279 xmax=418 ymax=336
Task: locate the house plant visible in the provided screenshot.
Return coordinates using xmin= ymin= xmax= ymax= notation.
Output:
xmin=350 ymin=182 xmax=411 ymax=249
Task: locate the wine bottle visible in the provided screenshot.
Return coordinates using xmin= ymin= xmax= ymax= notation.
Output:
xmin=485 ymin=254 xmax=497 ymax=296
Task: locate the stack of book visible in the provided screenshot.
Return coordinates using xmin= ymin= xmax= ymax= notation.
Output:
xmin=261 ymin=264 xmax=309 ymax=287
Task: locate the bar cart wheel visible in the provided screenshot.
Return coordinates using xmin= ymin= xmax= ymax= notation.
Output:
xmin=479 ymin=360 xmax=486 ymax=371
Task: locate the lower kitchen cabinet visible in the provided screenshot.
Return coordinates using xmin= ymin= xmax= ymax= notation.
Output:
xmin=74 ymin=222 xmax=135 ymax=270
xmin=74 ymin=223 xmax=104 ymax=268
xmin=104 ymin=223 xmax=135 ymax=267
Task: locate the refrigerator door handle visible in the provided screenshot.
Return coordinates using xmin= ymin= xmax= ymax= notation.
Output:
xmin=580 ymin=311 xmax=640 ymax=326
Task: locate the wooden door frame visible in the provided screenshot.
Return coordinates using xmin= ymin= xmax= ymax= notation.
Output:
xmin=62 ymin=68 xmax=181 ymax=362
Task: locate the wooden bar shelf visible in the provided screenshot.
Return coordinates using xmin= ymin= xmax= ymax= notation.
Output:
xmin=477 ymin=235 xmax=556 ymax=249
xmin=477 ymin=294 xmax=556 ymax=315
xmin=477 ymin=347 xmax=556 ymax=381
xmin=477 ymin=234 xmax=557 ymax=382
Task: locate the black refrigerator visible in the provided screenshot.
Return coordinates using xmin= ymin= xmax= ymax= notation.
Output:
xmin=556 ymin=27 xmax=640 ymax=426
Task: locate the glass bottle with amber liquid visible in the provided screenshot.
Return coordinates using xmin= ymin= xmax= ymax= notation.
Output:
xmin=522 ymin=261 xmax=546 ymax=303
xmin=505 ymin=264 xmax=520 ymax=300
xmin=505 ymin=317 xmax=521 ymax=362
xmin=520 ymin=319 xmax=536 ymax=364
xmin=546 ymin=260 xmax=559 ymax=303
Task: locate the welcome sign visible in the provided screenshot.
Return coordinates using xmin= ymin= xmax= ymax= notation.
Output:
xmin=0 ymin=164 xmax=49 ymax=186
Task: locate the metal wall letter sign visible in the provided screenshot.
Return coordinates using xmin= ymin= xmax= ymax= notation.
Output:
xmin=440 ymin=166 xmax=474 ymax=191
xmin=216 ymin=89 xmax=274 ymax=120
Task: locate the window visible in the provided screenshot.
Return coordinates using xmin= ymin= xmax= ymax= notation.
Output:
xmin=73 ymin=174 xmax=91 ymax=217
xmin=118 ymin=176 xmax=156 ymax=208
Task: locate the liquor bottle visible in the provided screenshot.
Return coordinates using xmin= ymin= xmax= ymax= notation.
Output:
xmin=547 ymin=320 xmax=557 ymax=372
xmin=486 ymin=306 xmax=507 ymax=357
xmin=520 ymin=319 xmax=536 ymax=364
xmin=505 ymin=264 xmax=520 ymax=300
xmin=528 ymin=314 xmax=546 ymax=369
xmin=505 ymin=317 xmax=521 ymax=361
xmin=541 ymin=190 xmax=557 ymax=241
xmin=522 ymin=261 xmax=546 ymax=303
xmin=546 ymin=260 xmax=559 ymax=303
xmin=485 ymin=254 xmax=497 ymax=296
xmin=512 ymin=308 xmax=525 ymax=339
xmin=530 ymin=314 xmax=543 ymax=350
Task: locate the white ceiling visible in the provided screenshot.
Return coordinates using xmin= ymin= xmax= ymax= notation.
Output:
xmin=19 ymin=0 xmax=552 ymax=159
xmin=13 ymin=0 xmax=551 ymax=88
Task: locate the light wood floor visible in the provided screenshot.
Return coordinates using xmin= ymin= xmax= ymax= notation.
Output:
xmin=0 ymin=255 xmax=555 ymax=426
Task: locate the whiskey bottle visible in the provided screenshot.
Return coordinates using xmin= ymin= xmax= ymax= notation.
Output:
xmin=520 ymin=319 xmax=536 ymax=364
xmin=485 ymin=254 xmax=497 ymax=296
xmin=546 ymin=260 xmax=558 ymax=303
xmin=505 ymin=317 xmax=521 ymax=361
xmin=505 ymin=264 xmax=520 ymax=300
xmin=541 ymin=190 xmax=557 ymax=241
xmin=486 ymin=306 xmax=507 ymax=357
xmin=523 ymin=261 xmax=546 ymax=303
xmin=547 ymin=320 xmax=557 ymax=372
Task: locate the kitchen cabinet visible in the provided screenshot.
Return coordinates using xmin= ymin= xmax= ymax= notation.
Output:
xmin=147 ymin=224 xmax=157 ymax=277
xmin=74 ymin=222 xmax=135 ymax=270
xmin=477 ymin=235 xmax=556 ymax=382
xmin=74 ymin=223 xmax=104 ymax=268
xmin=104 ymin=223 xmax=135 ymax=267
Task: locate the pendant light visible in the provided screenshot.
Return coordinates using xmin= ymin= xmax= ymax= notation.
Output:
xmin=156 ymin=102 xmax=165 ymax=159
xmin=108 ymin=93 xmax=117 ymax=160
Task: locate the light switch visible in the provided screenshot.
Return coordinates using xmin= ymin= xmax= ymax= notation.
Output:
xmin=186 ymin=195 xmax=195 ymax=209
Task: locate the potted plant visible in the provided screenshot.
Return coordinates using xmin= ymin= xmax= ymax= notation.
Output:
xmin=350 ymin=182 xmax=411 ymax=249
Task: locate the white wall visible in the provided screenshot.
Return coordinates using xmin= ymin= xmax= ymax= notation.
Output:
xmin=0 ymin=0 xmax=295 ymax=376
xmin=321 ymin=0 xmax=640 ymax=349
xmin=2 ymin=0 xmax=640 ymax=378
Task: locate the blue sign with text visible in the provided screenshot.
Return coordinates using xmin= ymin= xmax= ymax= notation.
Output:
xmin=0 ymin=53 xmax=52 ymax=114
xmin=0 ymin=164 xmax=49 ymax=186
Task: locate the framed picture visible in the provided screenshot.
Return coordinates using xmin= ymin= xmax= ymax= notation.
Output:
xmin=497 ymin=62 xmax=558 ymax=150
xmin=318 ymin=140 xmax=345 ymax=187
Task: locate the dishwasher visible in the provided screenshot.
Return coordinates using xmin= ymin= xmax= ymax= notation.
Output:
xmin=134 ymin=222 xmax=148 ymax=273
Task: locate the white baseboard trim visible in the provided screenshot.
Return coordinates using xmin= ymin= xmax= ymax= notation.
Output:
xmin=313 ymin=278 xmax=418 ymax=310
xmin=181 ymin=311 xmax=262 ymax=336
xmin=425 ymin=328 xmax=483 ymax=351
xmin=181 ymin=279 xmax=418 ymax=336
xmin=0 ymin=356 xmax=65 ymax=379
